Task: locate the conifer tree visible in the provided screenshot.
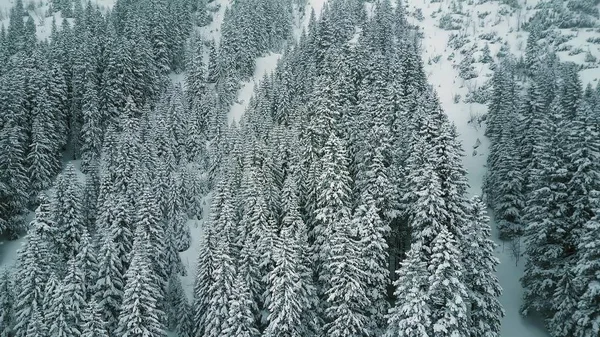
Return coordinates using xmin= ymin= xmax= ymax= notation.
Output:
xmin=93 ymin=235 xmax=124 ymax=334
xmin=221 ymin=270 xmax=260 ymax=337
xmin=26 ymin=306 xmax=47 ymax=337
xmin=81 ymin=299 xmax=110 ymax=337
xmin=313 ymin=134 xmax=353 ymax=273
xmin=116 ymin=227 xmax=166 ymax=337
xmin=174 ymin=211 xmax=191 ymax=252
xmin=13 ymin=229 xmax=48 ymax=337
xmin=192 ymin=176 xmax=228 ymax=337
xmin=322 ymin=209 xmax=370 ymax=337
xmin=28 ymin=86 xmax=60 ymax=196
xmin=165 ymin=222 xmax=186 ymax=277
xmin=105 ymin=194 xmax=134 ymax=274
xmin=42 ymin=273 xmax=60 ymax=329
xmin=265 ymin=224 xmax=315 ymax=337
xmin=52 ymin=164 xmax=85 ymax=260
xmin=463 ymin=197 xmax=503 ymax=337
xmin=0 ymin=269 xmax=12 ymax=337
xmin=521 ymin=102 xmax=571 ymax=318
xmin=135 ymin=187 xmax=167 ymax=289
xmin=428 ymin=226 xmax=468 ymax=337
xmin=549 ymin=269 xmax=578 ymax=337
xmin=402 ymin=136 xmax=446 ymax=254
xmin=166 ymin=276 xmax=190 ymax=332
xmin=203 ymin=234 xmax=236 ymax=337
xmin=60 ymin=258 xmax=87 ymax=335
xmin=384 ymin=244 xmax=431 ymax=337
xmin=48 ymin=277 xmax=80 ymax=337
xmin=355 ymin=191 xmax=389 ymax=333
xmin=573 ymin=216 xmax=600 ymax=337
xmin=76 ymin=228 xmax=99 ymax=298
xmin=80 ymin=73 xmax=102 ymax=173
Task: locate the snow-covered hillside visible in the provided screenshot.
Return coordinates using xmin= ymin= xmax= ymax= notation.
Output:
xmin=406 ymin=0 xmax=600 ymax=336
xmin=409 ymin=3 xmax=550 ymax=335
xmin=2 ymin=0 xmax=599 ymax=336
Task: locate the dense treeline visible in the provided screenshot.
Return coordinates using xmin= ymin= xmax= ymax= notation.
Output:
xmin=485 ymin=26 xmax=600 ymax=337
xmin=0 ymin=0 xmax=194 ymax=235
xmin=196 ymin=1 xmax=503 ymax=337
xmin=0 ymin=0 xmax=505 ymax=336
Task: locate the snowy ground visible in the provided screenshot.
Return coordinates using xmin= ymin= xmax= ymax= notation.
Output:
xmin=197 ymin=0 xmax=230 ymax=47
xmin=179 ymin=193 xmax=211 ymax=301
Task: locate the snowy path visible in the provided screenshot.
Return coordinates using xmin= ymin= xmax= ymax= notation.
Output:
xmin=412 ymin=1 xmax=550 ymax=336
xmin=228 ymin=53 xmax=282 ymax=125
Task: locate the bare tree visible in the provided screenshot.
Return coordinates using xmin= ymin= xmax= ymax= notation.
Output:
xmin=510 ymin=237 xmax=521 ymax=267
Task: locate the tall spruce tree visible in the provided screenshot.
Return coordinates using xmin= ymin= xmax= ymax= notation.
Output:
xmin=116 ymin=227 xmax=166 ymax=337
xmin=463 ymin=197 xmax=504 ymax=337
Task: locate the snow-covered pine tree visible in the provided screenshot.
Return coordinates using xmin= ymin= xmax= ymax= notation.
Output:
xmin=246 ymin=166 xmax=276 ymax=306
xmin=173 ymin=211 xmax=191 ymax=252
xmin=12 ymin=227 xmax=49 ymax=337
xmin=573 ymin=215 xmax=600 ymax=337
xmin=322 ymin=207 xmax=370 ymax=337
xmin=105 ymin=194 xmax=134 ymax=274
xmin=193 ymin=176 xmax=227 ymax=337
xmin=164 ymin=219 xmax=186 ymax=277
xmin=82 ymin=165 xmax=100 ymax=231
xmin=177 ymin=307 xmax=194 ymax=337
xmin=549 ymin=268 xmax=578 ymax=337
xmin=48 ymin=276 xmax=80 ymax=337
xmin=402 ymin=136 xmax=447 ymax=254
xmin=28 ymin=85 xmax=60 ymax=197
xmin=221 ymin=270 xmax=260 ymax=337
xmin=565 ymin=100 xmax=600 ymax=241
xmin=428 ymin=226 xmax=469 ymax=337
xmin=237 ymin=200 xmax=261 ymax=326
xmin=480 ymin=43 xmax=493 ymax=63
xmin=203 ymin=231 xmax=236 ymax=337
xmin=279 ymin=171 xmax=321 ymax=335
xmin=354 ymin=191 xmax=390 ymax=334
xmin=93 ymin=234 xmax=124 ymax=334
xmin=26 ymin=305 xmax=47 ymax=337
xmin=28 ymin=194 xmax=61 ymax=273
xmin=0 ymin=269 xmax=13 ymax=337
xmin=384 ymin=243 xmax=431 ymax=337
xmin=135 ymin=186 xmax=167 ymax=290
xmin=51 ymin=164 xmax=85 ymax=260
xmin=42 ymin=273 xmax=59 ymax=329
xmin=81 ymin=299 xmax=110 ymax=337
xmin=80 ymin=65 xmax=102 ymax=173
xmin=521 ymin=96 xmax=571 ymax=318
xmin=166 ymin=276 xmax=190 ymax=333
xmin=434 ymin=120 xmax=470 ymax=240
xmin=463 ymin=197 xmax=503 ymax=337
xmin=488 ymin=110 xmax=525 ymax=240
xmin=313 ymin=134 xmax=353 ymax=277
xmin=75 ymin=228 xmax=99 ymax=299
xmin=116 ymin=227 xmax=166 ymax=337
xmin=264 ymin=224 xmax=312 ymax=337
xmin=60 ymin=257 xmax=87 ymax=335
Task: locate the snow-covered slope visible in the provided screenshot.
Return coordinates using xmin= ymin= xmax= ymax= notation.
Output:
xmin=228 ymin=52 xmax=282 ymax=124
xmin=406 ymin=0 xmax=600 ymax=336
xmin=407 ymin=1 xmax=547 ymax=335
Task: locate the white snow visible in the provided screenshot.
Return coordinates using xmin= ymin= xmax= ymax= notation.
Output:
xmin=0 ymin=236 xmax=25 ymax=271
xmin=179 ymin=193 xmax=211 ymax=301
xmin=227 ymin=52 xmax=282 ymax=125
xmin=197 ymin=0 xmax=230 ymax=46
xmin=309 ymin=0 xmax=327 ymax=19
